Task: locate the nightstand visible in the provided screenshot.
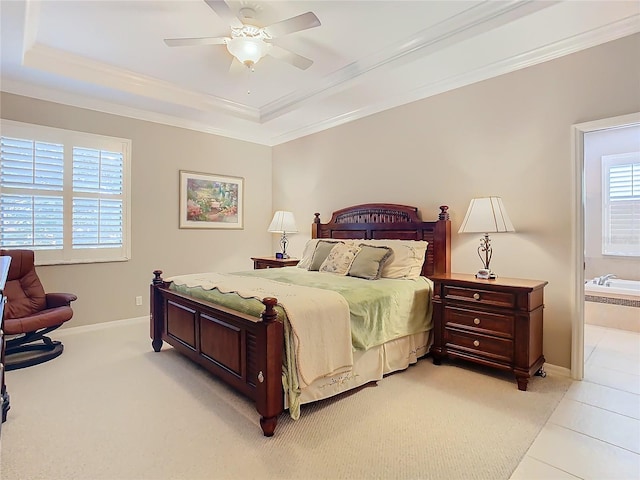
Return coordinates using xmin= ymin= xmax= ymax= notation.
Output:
xmin=429 ymin=273 xmax=548 ymax=391
xmin=251 ymin=257 xmax=299 ymax=269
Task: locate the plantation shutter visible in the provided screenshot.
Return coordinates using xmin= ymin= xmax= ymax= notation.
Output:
xmin=603 ymin=158 xmax=640 ymax=256
xmin=0 ymin=120 xmax=130 ymax=265
xmin=0 ymin=137 xmax=65 ymax=249
xmin=72 ymin=147 xmax=124 ymax=249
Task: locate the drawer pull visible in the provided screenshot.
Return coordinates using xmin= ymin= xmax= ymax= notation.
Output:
xmin=473 ymin=318 xmax=480 ymax=325
xmin=473 ymin=293 xmax=481 ymax=300
xmin=473 ymin=340 xmax=480 ymax=347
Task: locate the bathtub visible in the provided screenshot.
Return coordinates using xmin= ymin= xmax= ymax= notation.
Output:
xmin=584 ymin=277 xmax=640 ymax=333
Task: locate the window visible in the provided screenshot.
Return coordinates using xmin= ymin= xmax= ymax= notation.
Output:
xmin=602 ymin=152 xmax=640 ymax=256
xmin=0 ymin=120 xmax=131 ymax=265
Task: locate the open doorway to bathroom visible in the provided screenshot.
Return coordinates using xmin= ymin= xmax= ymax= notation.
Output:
xmin=573 ymin=114 xmax=640 ymax=384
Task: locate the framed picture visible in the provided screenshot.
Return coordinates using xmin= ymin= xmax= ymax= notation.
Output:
xmin=179 ymin=171 xmax=244 ymax=229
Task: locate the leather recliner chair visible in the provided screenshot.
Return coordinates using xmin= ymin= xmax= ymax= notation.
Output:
xmin=0 ymin=249 xmax=77 ymax=371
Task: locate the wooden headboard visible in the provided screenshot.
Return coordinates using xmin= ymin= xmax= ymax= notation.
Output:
xmin=311 ymin=203 xmax=451 ymax=277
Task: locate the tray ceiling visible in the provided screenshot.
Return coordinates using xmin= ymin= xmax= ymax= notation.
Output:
xmin=1 ymin=1 xmax=638 ymax=146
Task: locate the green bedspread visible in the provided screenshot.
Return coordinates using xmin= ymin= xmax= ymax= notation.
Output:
xmin=170 ymin=267 xmax=433 ymax=350
xmin=238 ymin=267 xmax=433 ymax=349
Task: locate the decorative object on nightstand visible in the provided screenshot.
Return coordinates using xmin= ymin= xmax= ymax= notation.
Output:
xmin=268 ymin=211 xmax=298 ymax=259
xmin=251 ymin=257 xmax=299 ymax=269
xmin=430 ymin=273 xmax=548 ymax=391
xmin=458 ymin=196 xmax=515 ymax=279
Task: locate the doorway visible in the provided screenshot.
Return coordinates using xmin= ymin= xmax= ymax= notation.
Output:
xmin=571 ymin=112 xmax=640 ymax=381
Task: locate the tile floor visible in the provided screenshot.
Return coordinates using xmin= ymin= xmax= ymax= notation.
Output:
xmin=511 ymin=324 xmax=640 ymax=479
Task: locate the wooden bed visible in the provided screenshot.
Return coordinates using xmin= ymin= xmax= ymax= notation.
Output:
xmin=150 ymin=203 xmax=451 ymax=436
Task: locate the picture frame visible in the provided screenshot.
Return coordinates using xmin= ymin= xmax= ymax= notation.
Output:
xmin=179 ymin=170 xmax=244 ymax=229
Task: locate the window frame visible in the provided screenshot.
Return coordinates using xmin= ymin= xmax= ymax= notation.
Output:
xmin=0 ymin=120 xmax=132 ymax=265
xmin=601 ymin=151 xmax=640 ymax=257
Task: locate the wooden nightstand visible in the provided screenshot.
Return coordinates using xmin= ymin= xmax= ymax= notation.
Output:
xmin=251 ymin=257 xmax=299 ymax=269
xmin=429 ymin=273 xmax=548 ymax=391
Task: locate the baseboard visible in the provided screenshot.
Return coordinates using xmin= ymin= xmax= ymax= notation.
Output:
xmin=543 ymin=362 xmax=571 ymax=378
xmin=48 ymin=321 xmax=577 ymax=381
xmin=56 ymin=316 xmax=148 ymax=337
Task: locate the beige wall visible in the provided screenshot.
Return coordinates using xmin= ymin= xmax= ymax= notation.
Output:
xmin=272 ymin=34 xmax=640 ymax=369
xmin=0 ymin=93 xmax=273 ymax=326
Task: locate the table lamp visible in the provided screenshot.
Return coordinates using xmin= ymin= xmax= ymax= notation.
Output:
xmin=268 ymin=211 xmax=298 ymax=259
xmin=458 ymin=197 xmax=515 ymax=279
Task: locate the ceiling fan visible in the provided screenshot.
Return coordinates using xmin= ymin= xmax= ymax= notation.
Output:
xmin=164 ymin=0 xmax=321 ymax=70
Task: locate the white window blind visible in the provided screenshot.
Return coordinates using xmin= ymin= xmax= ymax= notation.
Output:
xmin=602 ymin=152 xmax=640 ymax=256
xmin=0 ymin=120 xmax=131 ymax=265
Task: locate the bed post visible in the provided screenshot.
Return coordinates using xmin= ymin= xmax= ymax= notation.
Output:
xmin=433 ymin=206 xmax=451 ymax=275
xmin=311 ymin=212 xmax=321 ymax=239
xmin=255 ymin=297 xmax=284 ymax=437
xmin=150 ymin=270 xmax=166 ymax=352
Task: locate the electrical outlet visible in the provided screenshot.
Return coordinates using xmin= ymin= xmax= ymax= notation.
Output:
xmin=135 ymin=296 xmax=143 ymax=306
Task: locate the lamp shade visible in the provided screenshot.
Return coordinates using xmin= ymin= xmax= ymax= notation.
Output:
xmin=268 ymin=211 xmax=298 ymax=234
xmin=458 ymin=197 xmax=515 ymax=234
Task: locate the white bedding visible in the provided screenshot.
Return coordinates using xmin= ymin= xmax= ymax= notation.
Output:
xmin=296 ymin=330 xmax=432 ymax=406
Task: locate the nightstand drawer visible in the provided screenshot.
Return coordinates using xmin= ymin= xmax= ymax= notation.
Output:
xmin=444 ymin=328 xmax=513 ymax=363
xmin=444 ymin=306 xmax=514 ymax=339
xmin=443 ymin=285 xmax=515 ymax=309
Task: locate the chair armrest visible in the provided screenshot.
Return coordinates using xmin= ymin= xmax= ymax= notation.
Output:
xmin=46 ymin=293 xmax=78 ymax=308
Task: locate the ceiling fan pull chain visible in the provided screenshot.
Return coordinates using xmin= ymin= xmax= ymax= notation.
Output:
xmin=246 ymin=63 xmax=255 ymax=95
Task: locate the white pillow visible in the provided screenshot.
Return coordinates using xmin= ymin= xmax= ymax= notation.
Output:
xmin=297 ymin=239 xmax=320 ymax=269
xmin=319 ymin=243 xmax=361 ymax=275
xmin=358 ymin=240 xmax=428 ymax=279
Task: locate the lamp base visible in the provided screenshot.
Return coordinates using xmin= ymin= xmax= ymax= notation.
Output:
xmin=476 ymin=269 xmax=496 ymax=280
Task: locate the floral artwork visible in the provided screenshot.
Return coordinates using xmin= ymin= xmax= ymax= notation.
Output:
xmin=179 ymin=171 xmax=243 ymax=229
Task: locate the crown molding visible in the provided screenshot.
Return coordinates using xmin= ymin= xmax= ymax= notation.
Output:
xmin=0 ymin=78 xmax=272 ymax=146
xmin=19 ymin=0 xmax=549 ymax=126
xmin=3 ymin=13 xmax=638 ymax=147
xmin=260 ymin=0 xmax=556 ymax=123
xmin=270 ymin=16 xmax=640 ymax=145
xmin=22 ymin=43 xmax=260 ymax=122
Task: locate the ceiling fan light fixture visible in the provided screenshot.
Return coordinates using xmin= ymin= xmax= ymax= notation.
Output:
xmin=226 ymin=37 xmax=268 ymax=67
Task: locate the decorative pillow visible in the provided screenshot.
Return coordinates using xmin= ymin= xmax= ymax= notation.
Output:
xmin=297 ymin=239 xmax=321 ymax=269
xmin=319 ymin=243 xmax=361 ymax=275
xmin=308 ymin=240 xmax=343 ymax=271
xmin=358 ymin=240 xmax=428 ymax=279
xmin=347 ymin=244 xmax=392 ymax=280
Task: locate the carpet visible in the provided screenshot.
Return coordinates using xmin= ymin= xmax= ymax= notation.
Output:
xmin=0 ymin=318 xmax=571 ymax=480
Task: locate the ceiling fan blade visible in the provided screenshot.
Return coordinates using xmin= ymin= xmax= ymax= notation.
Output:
xmin=164 ymin=37 xmax=229 ymax=47
xmin=268 ymin=45 xmax=313 ymax=70
xmin=204 ymin=0 xmax=243 ymax=29
xmin=263 ymin=12 xmax=321 ymax=38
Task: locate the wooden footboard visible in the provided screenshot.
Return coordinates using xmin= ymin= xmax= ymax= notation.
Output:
xmin=150 ymin=270 xmax=284 ymax=436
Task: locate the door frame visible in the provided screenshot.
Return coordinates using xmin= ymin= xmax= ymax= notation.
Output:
xmin=571 ymin=112 xmax=640 ymax=380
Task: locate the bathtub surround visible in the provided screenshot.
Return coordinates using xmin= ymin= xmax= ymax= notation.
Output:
xmin=585 ymin=278 xmax=640 ymax=333
xmin=586 ymin=295 xmax=640 ymax=309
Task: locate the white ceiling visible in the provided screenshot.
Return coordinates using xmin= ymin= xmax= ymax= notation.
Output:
xmin=1 ymin=1 xmax=638 ymax=146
